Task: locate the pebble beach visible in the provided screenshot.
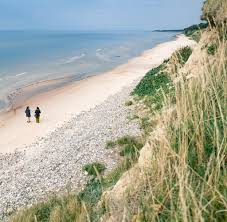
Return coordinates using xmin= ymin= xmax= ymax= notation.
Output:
xmin=0 ymin=82 xmax=141 ymax=220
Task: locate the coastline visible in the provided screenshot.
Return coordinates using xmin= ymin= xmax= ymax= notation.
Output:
xmin=0 ymin=34 xmax=196 ymax=219
xmin=0 ymin=34 xmax=195 ymax=154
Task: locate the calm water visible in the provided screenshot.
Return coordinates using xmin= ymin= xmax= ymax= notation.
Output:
xmin=0 ymin=30 xmax=178 ymax=110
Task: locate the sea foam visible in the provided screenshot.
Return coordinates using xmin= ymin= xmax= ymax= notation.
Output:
xmin=61 ymin=54 xmax=86 ymax=65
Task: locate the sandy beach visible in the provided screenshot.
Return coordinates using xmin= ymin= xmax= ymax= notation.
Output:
xmin=0 ymin=35 xmax=195 ymax=154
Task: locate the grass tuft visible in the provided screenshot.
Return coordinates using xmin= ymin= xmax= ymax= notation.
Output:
xmin=105 ymin=140 xmax=116 ymax=149
xmin=83 ymin=162 xmax=106 ymax=177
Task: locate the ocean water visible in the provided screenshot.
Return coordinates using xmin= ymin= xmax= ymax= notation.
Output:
xmin=0 ymin=30 xmax=178 ymax=110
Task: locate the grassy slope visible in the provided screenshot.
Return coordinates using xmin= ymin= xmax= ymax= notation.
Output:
xmin=129 ymin=31 xmax=227 ymax=221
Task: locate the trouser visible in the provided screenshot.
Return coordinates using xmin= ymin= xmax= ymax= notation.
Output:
xmin=36 ymin=116 xmax=40 ymax=123
xmin=27 ymin=117 xmax=31 ymax=123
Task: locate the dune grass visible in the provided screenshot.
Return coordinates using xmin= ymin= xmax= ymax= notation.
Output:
xmin=10 ymin=194 xmax=87 ymax=222
xmin=121 ymin=26 xmax=227 ymax=222
xmin=83 ymin=162 xmax=106 ymax=177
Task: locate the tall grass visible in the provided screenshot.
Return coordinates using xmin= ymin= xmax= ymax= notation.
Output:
xmin=125 ymin=26 xmax=227 ymax=222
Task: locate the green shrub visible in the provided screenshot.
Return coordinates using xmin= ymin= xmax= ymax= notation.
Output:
xmin=79 ymin=178 xmax=102 ymax=205
xmin=176 ymin=46 xmax=193 ymax=65
xmin=132 ymin=64 xmax=166 ymax=97
xmin=207 ymin=43 xmax=217 ymax=55
xmin=83 ymin=162 xmax=106 ymax=177
xmin=133 ymin=65 xmax=174 ymax=113
xmin=105 ymin=140 xmax=116 ymax=149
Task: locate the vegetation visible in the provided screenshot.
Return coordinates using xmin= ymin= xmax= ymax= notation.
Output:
xmin=105 ymin=140 xmax=116 ymax=149
xmin=117 ymin=136 xmax=143 ymax=158
xmin=83 ymin=162 xmax=106 ymax=177
xmin=133 ymin=64 xmax=166 ymax=97
xmin=133 ymin=46 xmax=192 ymax=114
xmin=10 ymin=1 xmax=227 ymax=221
xmin=207 ymin=43 xmax=217 ymax=55
xmin=175 ymin=46 xmax=193 ymax=65
xmin=184 ymin=23 xmax=208 ymax=42
xmin=184 ymin=23 xmax=208 ymax=36
xmin=132 ymin=64 xmax=173 ymax=113
xmin=10 ymin=195 xmax=87 ymax=222
xmin=129 ymin=32 xmax=227 ymax=221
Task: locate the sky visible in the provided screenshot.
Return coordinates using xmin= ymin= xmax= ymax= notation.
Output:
xmin=0 ymin=0 xmax=204 ymax=31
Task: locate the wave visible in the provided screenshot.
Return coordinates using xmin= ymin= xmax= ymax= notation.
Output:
xmin=95 ymin=51 xmax=110 ymax=62
xmin=61 ymin=53 xmax=86 ymax=65
xmin=15 ymin=72 xmax=27 ymax=77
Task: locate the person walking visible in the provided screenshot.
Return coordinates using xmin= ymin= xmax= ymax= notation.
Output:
xmin=25 ymin=106 xmax=31 ymax=123
xmin=35 ymin=107 xmax=41 ymax=123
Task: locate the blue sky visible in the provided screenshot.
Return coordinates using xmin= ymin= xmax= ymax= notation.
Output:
xmin=0 ymin=0 xmax=204 ymax=30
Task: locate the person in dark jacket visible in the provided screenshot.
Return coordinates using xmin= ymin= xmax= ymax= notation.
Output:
xmin=35 ymin=107 xmax=41 ymax=123
xmin=25 ymin=106 xmax=31 ymax=123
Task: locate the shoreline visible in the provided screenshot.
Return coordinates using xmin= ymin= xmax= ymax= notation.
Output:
xmin=0 ymin=33 xmax=178 ymax=114
xmin=0 ymin=34 xmax=195 ymax=154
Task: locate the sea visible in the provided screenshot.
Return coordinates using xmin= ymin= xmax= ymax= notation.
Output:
xmin=0 ymin=30 xmax=179 ymax=111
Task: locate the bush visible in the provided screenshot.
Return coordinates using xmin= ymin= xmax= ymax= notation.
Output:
xmin=83 ymin=162 xmax=106 ymax=177
xmin=207 ymin=43 xmax=217 ymax=55
xmin=176 ymin=46 xmax=193 ymax=65
xmin=132 ymin=64 xmax=166 ymax=97
xmin=133 ymin=64 xmax=174 ymax=113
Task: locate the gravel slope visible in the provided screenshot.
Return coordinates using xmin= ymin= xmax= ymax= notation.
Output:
xmin=0 ymin=82 xmax=141 ymax=220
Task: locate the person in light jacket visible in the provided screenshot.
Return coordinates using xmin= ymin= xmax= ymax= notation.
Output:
xmin=35 ymin=107 xmax=41 ymax=123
